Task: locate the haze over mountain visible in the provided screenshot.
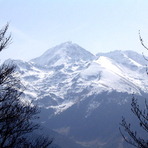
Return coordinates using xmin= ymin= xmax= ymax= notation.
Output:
xmin=5 ymin=42 xmax=148 ymax=148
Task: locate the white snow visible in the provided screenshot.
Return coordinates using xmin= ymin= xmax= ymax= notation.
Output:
xmin=80 ymin=62 xmax=101 ymax=79
xmin=9 ymin=43 xmax=148 ymax=115
xmin=31 ymin=42 xmax=95 ymax=67
xmin=47 ymin=101 xmax=75 ymax=114
xmin=96 ymin=56 xmax=123 ymax=75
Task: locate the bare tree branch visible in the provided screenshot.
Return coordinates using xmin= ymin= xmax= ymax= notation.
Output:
xmin=0 ymin=23 xmax=12 ymax=52
xmin=119 ymin=97 xmax=148 ymax=148
xmin=139 ymin=31 xmax=148 ymax=51
xmin=0 ymin=24 xmax=52 ymax=148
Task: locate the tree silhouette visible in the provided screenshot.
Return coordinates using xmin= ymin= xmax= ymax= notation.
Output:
xmin=119 ymin=32 xmax=148 ymax=148
xmin=0 ymin=24 xmax=52 ymax=148
xmin=119 ymin=96 xmax=148 ymax=148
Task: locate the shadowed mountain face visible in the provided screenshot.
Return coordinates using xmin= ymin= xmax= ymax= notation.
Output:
xmin=6 ymin=42 xmax=148 ymax=148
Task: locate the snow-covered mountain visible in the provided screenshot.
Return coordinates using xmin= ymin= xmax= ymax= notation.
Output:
xmin=6 ymin=42 xmax=148 ymax=148
xmin=31 ymin=41 xmax=95 ymax=68
xmin=9 ymin=42 xmax=148 ymax=111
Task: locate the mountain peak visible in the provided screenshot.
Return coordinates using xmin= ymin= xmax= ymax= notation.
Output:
xmin=60 ymin=41 xmax=73 ymax=45
xmin=31 ymin=42 xmax=95 ymax=67
xmin=54 ymin=41 xmax=74 ymax=49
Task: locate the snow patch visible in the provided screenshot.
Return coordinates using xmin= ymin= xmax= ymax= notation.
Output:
xmin=47 ymin=101 xmax=75 ymax=114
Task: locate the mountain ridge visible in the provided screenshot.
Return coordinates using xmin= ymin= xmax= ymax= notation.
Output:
xmin=4 ymin=42 xmax=148 ymax=148
xmin=5 ymin=42 xmax=148 ymax=114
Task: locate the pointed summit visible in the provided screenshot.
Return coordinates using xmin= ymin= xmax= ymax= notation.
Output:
xmin=31 ymin=42 xmax=95 ymax=67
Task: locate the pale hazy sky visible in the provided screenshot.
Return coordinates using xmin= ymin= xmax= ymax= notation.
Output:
xmin=0 ymin=0 xmax=148 ymax=62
